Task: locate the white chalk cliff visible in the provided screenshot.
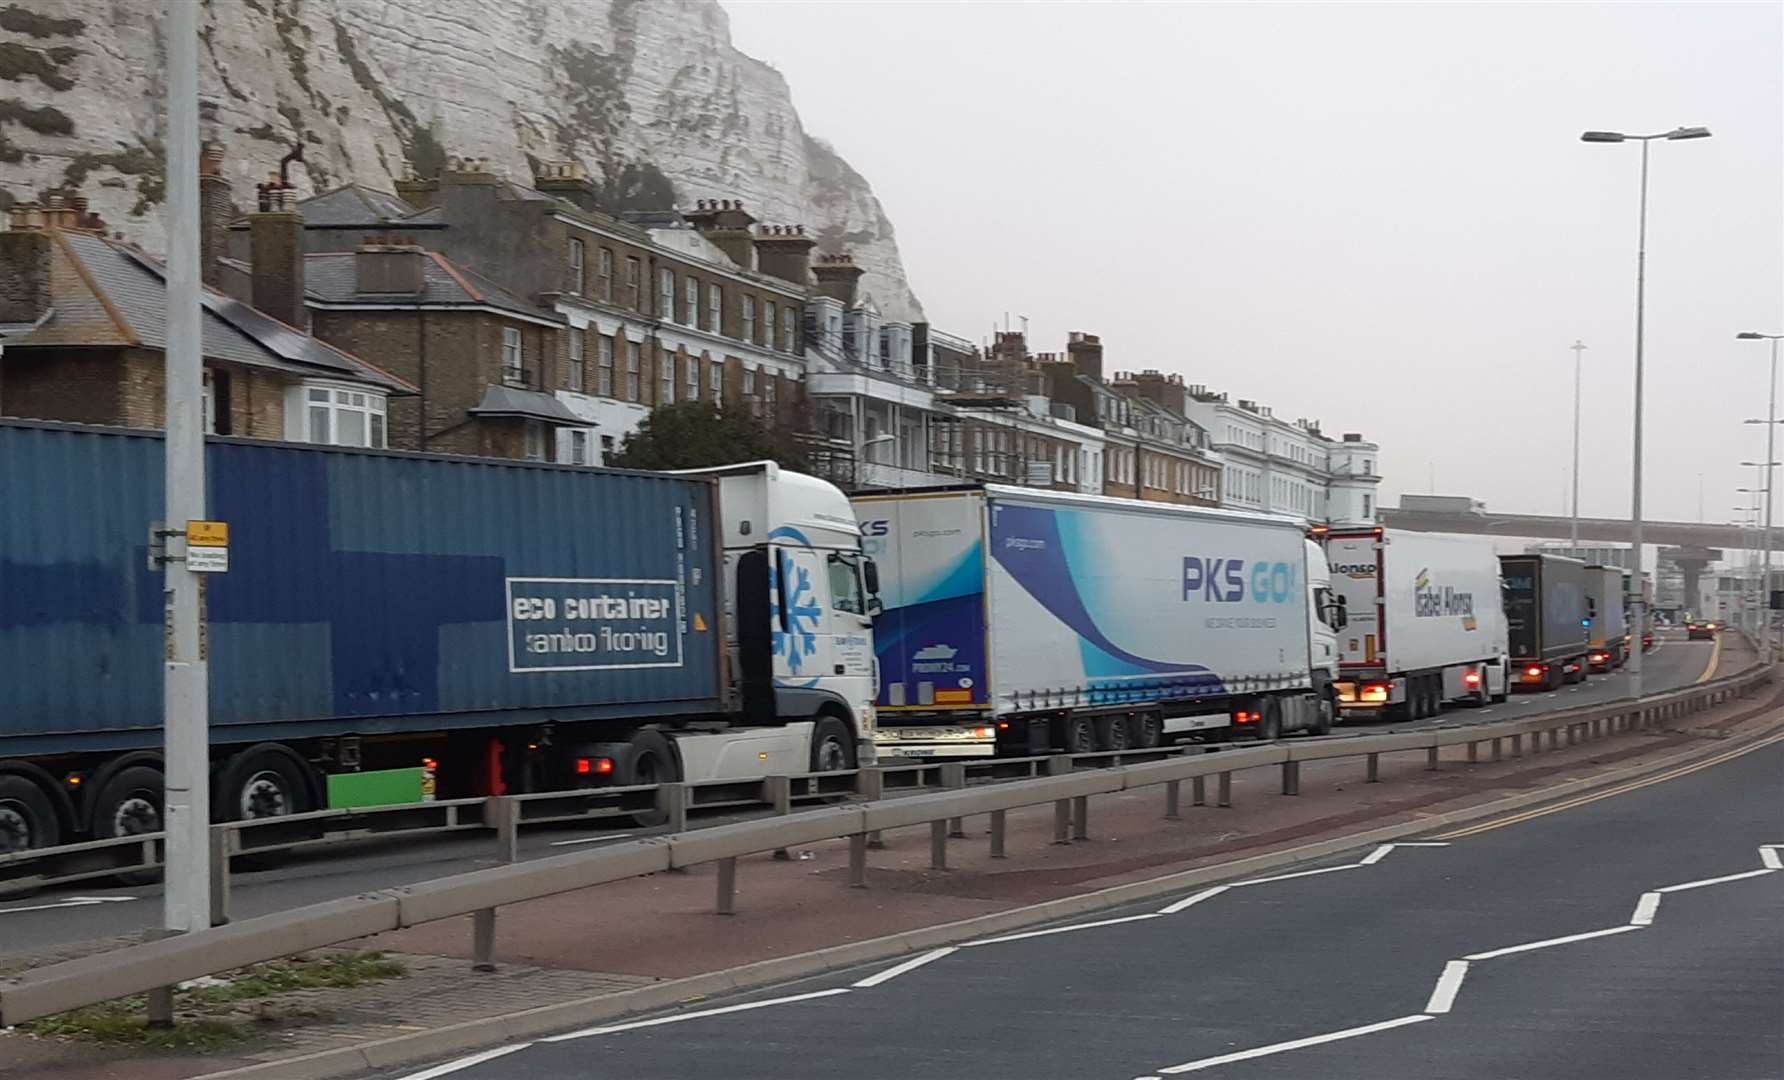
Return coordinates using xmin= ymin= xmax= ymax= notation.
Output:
xmin=0 ymin=0 xmax=921 ymax=319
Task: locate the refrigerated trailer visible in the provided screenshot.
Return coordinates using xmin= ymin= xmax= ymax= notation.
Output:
xmin=1498 ymin=553 xmax=1591 ymax=691
xmin=1584 ymin=565 xmax=1629 ymax=671
xmin=0 ymin=420 xmax=877 ymax=853
xmin=1324 ymin=529 xmax=1510 ymax=720
xmin=854 ymin=486 xmax=1344 ymax=758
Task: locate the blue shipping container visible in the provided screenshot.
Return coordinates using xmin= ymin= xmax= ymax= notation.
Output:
xmin=0 ymin=421 xmax=724 ymax=754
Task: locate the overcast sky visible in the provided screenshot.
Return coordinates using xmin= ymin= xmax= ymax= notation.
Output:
xmin=727 ymin=1 xmax=1783 ymax=527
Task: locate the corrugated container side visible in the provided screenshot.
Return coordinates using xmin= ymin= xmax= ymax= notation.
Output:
xmin=0 ymin=422 xmax=723 ymax=751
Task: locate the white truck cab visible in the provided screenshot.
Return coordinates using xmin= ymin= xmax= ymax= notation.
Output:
xmin=692 ymin=462 xmax=879 ymax=767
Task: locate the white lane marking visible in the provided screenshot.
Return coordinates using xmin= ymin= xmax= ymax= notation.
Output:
xmin=1359 ymin=844 xmax=1396 ymax=865
xmin=0 ymin=896 xmax=138 ymax=915
xmin=970 ymin=912 xmax=1163 ymax=946
xmin=1232 ymin=863 xmax=1361 ymax=887
xmin=1157 ymin=1014 xmax=1433 ymax=1073
xmin=396 ymin=1044 xmax=530 ymax=1080
xmin=550 ymin=833 xmax=633 ymax=848
xmin=1629 ymin=892 xmax=1662 ymax=926
xmin=1654 ymin=867 xmax=1777 ymax=893
xmin=1760 ymin=845 xmax=1784 ymax=871
xmin=851 ymin=947 xmax=956 ymax=988
xmin=1423 ymin=960 xmax=1469 ymax=1014
xmin=1463 ymin=924 xmax=1641 ymax=960
xmin=1158 ymin=886 xmax=1229 ymax=915
xmin=540 ymin=987 xmax=851 ymax=1042
xmin=1396 ymin=842 xmax=1452 ymax=847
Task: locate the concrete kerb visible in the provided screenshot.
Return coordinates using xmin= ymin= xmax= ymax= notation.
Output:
xmin=190 ymin=704 xmax=1784 ymax=1080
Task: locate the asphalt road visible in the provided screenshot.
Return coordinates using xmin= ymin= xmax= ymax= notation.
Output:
xmin=381 ymin=704 xmax=1782 ymax=1080
xmin=0 ymin=634 xmax=1721 ymax=956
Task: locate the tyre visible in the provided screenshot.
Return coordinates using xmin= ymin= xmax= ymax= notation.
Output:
xmin=808 ymin=714 xmax=857 ymax=772
xmin=623 ymin=729 xmax=677 ymax=827
xmin=0 ymin=773 xmax=61 ymax=854
xmin=1257 ymin=698 xmax=1283 ymax=741
xmin=1093 ymin=715 xmax=1132 ymax=752
xmin=1309 ymin=688 xmax=1336 ymax=736
xmin=1057 ymin=715 xmax=1096 ymax=755
xmin=217 ymin=744 xmax=315 ymax=823
xmin=1126 ymin=712 xmax=1163 ymax=749
xmin=91 ymin=764 xmax=165 ymax=885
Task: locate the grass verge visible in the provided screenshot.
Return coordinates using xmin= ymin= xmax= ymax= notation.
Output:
xmin=15 ymin=950 xmax=407 ymax=1049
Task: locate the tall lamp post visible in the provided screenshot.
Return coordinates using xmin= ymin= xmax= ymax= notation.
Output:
xmin=1739 ymin=331 xmax=1784 ymax=662
xmin=1569 ymin=339 xmax=1587 ymax=547
xmin=1738 ymin=488 xmax=1765 ymax=634
xmin=1580 ymin=125 xmax=1712 ymax=699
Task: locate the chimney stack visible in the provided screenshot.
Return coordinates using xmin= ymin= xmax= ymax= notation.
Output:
xmin=682 ymin=197 xmax=758 ymax=269
xmin=0 ymin=213 xmax=51 ymax=325
xmin=198 ymin=142 xmax=233 ymax=289
xmin=1066 ymin=331 xmax=1103 ymax=382
xmin=532 ymin=159 xmax=600 ymax=214
xmin=250 ymin=170 xmax=307 ymax=329
xmin=354 ymin=233 xmax=427 ymax=295
xmin=811 ymin=252 xmax=865 ymax=307
xmin=752 ymin=223 xmax=815 ymax=287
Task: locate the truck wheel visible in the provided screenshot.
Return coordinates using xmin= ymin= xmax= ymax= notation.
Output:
xmin=1257 ymin=699 xmax=1283 ymax=741
xmin=91 ymin=764 xmax=165 ymax=885
xmin=1310 ymin=688 xmax=1336 ymax=736
xmin=625 ymin=729 xmax=678 ymax=827
xmin=1093 ymin=715 xmax=1132 ymax=752
xmin=1127 ymin=713 xmax=1163 ymax=749
xmin=0 ymin=773 xmax=61 ymax=854
xmin=1057 ymin=715 xmax=1096 ymax=755
xmin=218 ymin=745 xmax=315 ymax=822
xmin=809 ymin=715 xmax=857 ymax=772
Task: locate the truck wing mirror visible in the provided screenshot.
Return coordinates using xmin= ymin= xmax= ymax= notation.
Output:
xmin=862 ymin=557 xmax=881 ymax=596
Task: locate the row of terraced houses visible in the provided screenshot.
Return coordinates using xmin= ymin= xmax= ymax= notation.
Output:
xmin=0 ymin=147 xmax=1380 ymax=525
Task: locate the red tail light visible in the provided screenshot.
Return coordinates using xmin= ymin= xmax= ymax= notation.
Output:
xmin=575 ymin=757 xmax=615 ymax=776
xmin=1463 ymin=671 xmax=1481 ymax=687
xmin=1525 ymin=665 xmax=1544 ymax=678
xmin=1234 ymin=710 xmax=1257 ymax=724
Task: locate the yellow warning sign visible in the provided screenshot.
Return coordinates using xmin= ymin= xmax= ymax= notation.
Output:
xmin=186 ymin=520 xmax=229 ymax=547
xmin=693 ymin=612 xmax=708 ymax=631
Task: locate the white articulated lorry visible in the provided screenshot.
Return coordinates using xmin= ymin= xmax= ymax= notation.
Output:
xmin=853 ymin=486 xmax=1345 ymax=758
xmin=1324 ymin=528 xmax=1510 ymax=721
xmin=1584 ymin=565 xmax=1630 ymax=672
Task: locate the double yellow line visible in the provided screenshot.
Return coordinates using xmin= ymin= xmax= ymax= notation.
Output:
xmin=1436 ymin=727 xmax=1784 ymax=840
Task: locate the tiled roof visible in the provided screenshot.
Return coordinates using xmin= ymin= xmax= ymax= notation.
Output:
xmin=287 ymin=184 xmax=424 ymax=228
xmin=303 ymin=250 xmax=560 ymax=323
xmin=7 ymin=230 xmax=413 ymax=394
xmin=468 ymin=384 xmax=585 ymax=425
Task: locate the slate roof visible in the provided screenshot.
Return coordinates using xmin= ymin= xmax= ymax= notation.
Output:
xmin=6 ymin=230 xmax=414 ymax=394
xmin=302 ymin=250 xmax=561 ymax=324
xmin=468 ymin=384 xmax=585 ymax=425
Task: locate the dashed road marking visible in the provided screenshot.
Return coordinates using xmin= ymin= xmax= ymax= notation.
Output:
xmin=1629 ymin=892 xmax=1662 ymax=926
xmin=971 ymin=912 xmax=1163 ymax=946
xmin=540 ymin=988 xmax=851 ymax=1042
xmin=396 ymin=1044 xmax=530 ymax=1080
xmin=1423 ymin=960 xmax=1469 ymax=1014
xmin=1654 ymin=867 xmax=1776 ymax=893
xmin=1463 ymin=924 xmax=1641 ymax=960
xmin=1157 ymin=886 xmax=1229 ymax=915
xmin=851 ymin=947 xmax=956 ymax=988
xmin=1156 ymin=1015 xmax=1433 ymax=1073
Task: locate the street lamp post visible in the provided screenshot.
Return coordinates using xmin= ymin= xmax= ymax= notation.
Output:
xmin=1739 ymin=331 xmax=1784 ymax=662
xmin=1569 ymin=339 xmax=1586 ymax=547
xmin=1581 ymin=125 xmax=1711 ymax=699
xmin=1738 ymin=488 xmax=1764 ymax=635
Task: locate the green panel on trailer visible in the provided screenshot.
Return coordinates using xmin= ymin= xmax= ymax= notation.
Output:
xmin=327 ymin=767 xmax=429 ymax=809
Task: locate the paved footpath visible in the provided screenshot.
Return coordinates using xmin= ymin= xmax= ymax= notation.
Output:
xmin=385 ymin=725 xmax=1784 ymax=1080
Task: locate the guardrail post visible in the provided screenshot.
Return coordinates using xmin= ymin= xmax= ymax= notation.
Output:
xmin=1164 ymin=779 xmax=1181 ymax=819
xmin=1217 ymin=770 xmax=1232 ymax=807
xmin=767 ymin=776 xmax=793 ymax=860
xmin=990 ymin=808 xmax=1007 ymax=858
xmin=488 ymin=796 xmax=520 ymax=864
xmin=856 ymin=768 xmax=886 ymax=849
xmin=1071 ymin=795 xmax=1090 ymax=840
xmin=1365 ymin=752 xmax=1380 ymax=783
xmin=716 ymin=857 xmax=737 ymax=915
xmin=1511 ymin=733 xmax=1523 ymax=758
xmin=143 ymin=927 xmax=177 ymax=1028
xmin=930 ymin=819 xmax=949 ymax=869
xmin=1466 ymin=741 xmax=1479 ymax=764
xmin=472 ymin=907 xmax=497 ymax=972
xmin=209 ymin=826 xmax=232 ymax=926
xmin=1549 ymin=726 xmax=1561 ymax=749
xmin=942 ymin=762 xmax=968 ymax=838
xmin=1566 ymin=723 xmax=1578 ymax=746
xmin=1052 ymin=799 xmax=1071 ymax=844
xmin=1426 ymin=746 xmax=1439 ymax=771
xmin=659 ymin=782 xmax=688 ymax=835
xmin=848 ymin=833 xmax=869 ymax=887
xmin=1280 ymin=760 xmax=1299 ymax=796
xmin=1192 ymin=775 xmax=1206 ymax=806
xmin=1490 ymin=737 xmax=1503 ymax=762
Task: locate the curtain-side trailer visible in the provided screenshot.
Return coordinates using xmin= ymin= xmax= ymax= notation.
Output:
xmin=1584 ymin=565 xmax=1630 ymax=671
xmin=1498 ymin=553 xmax=1592 ymax=691
xmin=1324 ymin=528 xmax=1510 ymax=720
xmin=854 ymin=486 xmax=1344 ymax=758
xmin=0 ymin=421 xmax=877 ymax=854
